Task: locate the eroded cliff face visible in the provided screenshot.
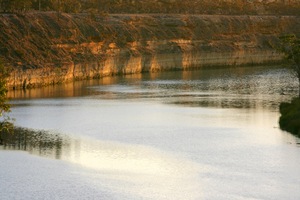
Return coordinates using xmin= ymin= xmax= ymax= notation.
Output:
xmin=1 ymin=13 xmax=299 ymax=89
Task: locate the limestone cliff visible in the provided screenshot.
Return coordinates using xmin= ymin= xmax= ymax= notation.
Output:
xmin=1 ymin=13 xmax=300 ymax=89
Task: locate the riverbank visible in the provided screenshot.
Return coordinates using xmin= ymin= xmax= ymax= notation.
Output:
xmin=1 ymin=13 xmax=300 ymax=89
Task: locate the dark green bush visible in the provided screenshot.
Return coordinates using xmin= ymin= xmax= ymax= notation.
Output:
xmin=279 ymin=98 xmax=300 ymax=137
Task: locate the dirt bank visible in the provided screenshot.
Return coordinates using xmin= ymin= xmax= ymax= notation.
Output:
xmin=1 ymin=13 xmax=299 ymax=89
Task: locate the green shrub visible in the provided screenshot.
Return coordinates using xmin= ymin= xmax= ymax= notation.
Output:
xmin=279 ymin=98 xmax=300 ymax=137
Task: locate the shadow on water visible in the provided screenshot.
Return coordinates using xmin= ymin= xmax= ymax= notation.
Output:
xmin=0 ymin=127 xmax=70 ymax=160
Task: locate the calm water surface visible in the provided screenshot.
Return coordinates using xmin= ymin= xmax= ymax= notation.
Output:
xmin=1 ymin=66 xmax=300 ymax=200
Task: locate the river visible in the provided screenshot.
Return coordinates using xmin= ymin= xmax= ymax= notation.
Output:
xmin=1 ymin=65 xmax=300 ymax=200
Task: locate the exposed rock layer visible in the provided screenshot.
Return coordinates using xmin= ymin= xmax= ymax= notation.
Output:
xmin=1 ymin=13 xmax=300 ymax=89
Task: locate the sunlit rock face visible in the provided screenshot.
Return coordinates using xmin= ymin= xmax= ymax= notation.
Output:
xmin=1 ymin=13 xmax=299 ymax=89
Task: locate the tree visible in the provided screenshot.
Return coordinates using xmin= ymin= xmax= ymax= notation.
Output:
xmin=0 ymin=60 xmax=12 ymax=138
xmin=280 ymin=34 xmax=300 ymax=98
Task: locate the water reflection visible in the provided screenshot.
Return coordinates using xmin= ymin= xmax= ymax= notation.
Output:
xmin=0 ymin=129 xmax=203 ymax=199
xmin=8 ymin=66 xmax=298 ymax=103
xmin=0 ymin=129 xmax=201 ymax=177
xmin=168 ymin=94 xmax=283 ymax=110
xmin=67 ymin=139 xmax=202 ymax=200
xmin=99 ymin=67 xmax=297 ymax=110
xmin=0 ymin=128 xmax=70 ymax=159
xmin=7 ymin=76 xmax=122 ymax=100
xmin=3 ymin=65 xmax=300 ymax=200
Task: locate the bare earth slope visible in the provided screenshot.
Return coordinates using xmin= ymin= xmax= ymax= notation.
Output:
xmin=1 ymin=12 xmax=300 ymax=89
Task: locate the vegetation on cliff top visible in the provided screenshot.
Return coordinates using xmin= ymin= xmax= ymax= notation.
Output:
xmin=0 ymin=0 xmax=300 ymax=15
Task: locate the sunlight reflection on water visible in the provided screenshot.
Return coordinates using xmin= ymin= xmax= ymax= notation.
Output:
xmin=66 ymin=138 xmax=203 ymax=199
xmin=1 ymin=131 xmax=204 ymax=199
